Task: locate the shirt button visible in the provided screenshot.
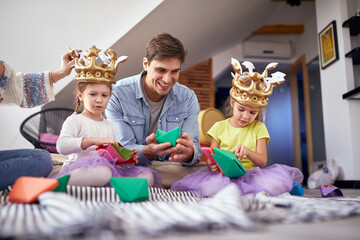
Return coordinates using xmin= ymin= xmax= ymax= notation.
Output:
xmin=132 ymin=120 xmax=135 ymax=123
xmin=176 ymin=117 xmax=178 ymax=120
xmin=159 ymin=120 xmax=161 ymax=122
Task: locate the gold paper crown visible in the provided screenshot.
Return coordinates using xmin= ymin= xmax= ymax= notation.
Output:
xmin=229 ymin=58 xmax=286 ymax=108
xmin=68 ymin=45 xmax=128 ymax=84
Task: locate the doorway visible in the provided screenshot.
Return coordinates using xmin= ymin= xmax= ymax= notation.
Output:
xmin=286 ymin=55 xmax=326 ymax=183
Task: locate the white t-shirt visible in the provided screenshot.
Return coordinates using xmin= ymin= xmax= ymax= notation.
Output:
xmin=57 ymin=113 xmax=119 ymax=166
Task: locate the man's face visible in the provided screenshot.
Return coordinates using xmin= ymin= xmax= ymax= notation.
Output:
xmin=143 ymin=57 xmax=181 ymax=102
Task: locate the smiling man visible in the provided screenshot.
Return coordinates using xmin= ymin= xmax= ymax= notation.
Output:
xmin=106 ymin=33 xmax=202 ymax=187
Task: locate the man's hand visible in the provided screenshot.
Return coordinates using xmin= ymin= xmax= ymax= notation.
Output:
xmin=169 ymin=133 xmax=194 ymax=162
xmin=142 ymin=133 xmax=175 ymax=160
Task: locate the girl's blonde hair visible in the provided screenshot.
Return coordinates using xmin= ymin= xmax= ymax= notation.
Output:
xmin=223 ymin=96 xmax=265 ymax=122
xmin=74 ymin=82 xmax=112 ymax=113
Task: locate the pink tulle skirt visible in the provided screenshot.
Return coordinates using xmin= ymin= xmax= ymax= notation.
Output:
xmin=171 ymin=164 xmax=303 ymax=197
xmin=52 ymin=154 xmax=162 ymax=188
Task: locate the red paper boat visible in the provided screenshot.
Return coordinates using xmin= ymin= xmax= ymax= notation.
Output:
xmin=97 ymin=142 xmax=136 ymax=165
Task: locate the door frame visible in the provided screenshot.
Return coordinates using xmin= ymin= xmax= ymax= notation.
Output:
xmin=285 ymin=54 xmax=313 ymax=173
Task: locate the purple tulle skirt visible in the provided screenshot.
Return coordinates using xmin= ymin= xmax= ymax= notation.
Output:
xmin=171 ymin=164 xmax=303 ymax=197
xmin=52 ymin=154 xmax=162 ymax=188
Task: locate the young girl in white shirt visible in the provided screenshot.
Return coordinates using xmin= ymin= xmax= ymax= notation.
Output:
xmin=55 ymin=81 xmax=160 ymax=187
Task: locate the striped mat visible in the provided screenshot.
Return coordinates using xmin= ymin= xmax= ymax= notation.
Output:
xmin=1 ymin=185 xmax=360 ymax=239
xmin=0 ymin=185 xmax=199 ymax=203
xmin=0 ymin=184 xmax=255 ymax=239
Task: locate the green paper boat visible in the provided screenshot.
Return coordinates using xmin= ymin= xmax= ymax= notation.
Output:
xmin=112 ymin=142 xmax=135 ymax=160
xmin=212 ymin=148 xmax=246 ymax=178
xmin=53 ymin=174 xmax=70 ymax=192
xmin=110 ymin=177 xmax=149 ymax=202
xmin=155 ymin=127 xmax=181 ymax=147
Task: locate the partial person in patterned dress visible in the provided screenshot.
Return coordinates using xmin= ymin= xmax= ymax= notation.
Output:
xmin=0 ymin=52 xmax=76 ymax=190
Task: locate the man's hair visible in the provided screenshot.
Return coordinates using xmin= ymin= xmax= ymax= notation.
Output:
xmin=145 ymin=33 xmax=186 ymax=65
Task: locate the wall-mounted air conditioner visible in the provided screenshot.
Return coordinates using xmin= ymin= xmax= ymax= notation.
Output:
xmin=243 ymin=41 xmax=292 ymax=59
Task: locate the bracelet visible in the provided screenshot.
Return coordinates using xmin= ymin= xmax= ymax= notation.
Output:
xmin=50 ymin=71 xmax=55 ymax=84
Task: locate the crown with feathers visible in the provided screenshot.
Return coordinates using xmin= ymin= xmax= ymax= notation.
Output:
xmin=68 ymin=45 xmax=128 ymax=84
xmin=230 ymin=58 xmax=286 ymax=108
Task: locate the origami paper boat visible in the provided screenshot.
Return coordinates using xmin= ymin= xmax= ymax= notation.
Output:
xmin=110 ymin=177 xmax=149 ymax=202
xmin=320 ymin=185 xmax=343 ymax=197
xmin=53 ymin=174 xmax=70 ymax=193
xmin=201 ymin=147 xmax=216 ymax=165
xmin=289 ymin=182 xmax=304 ymax=196
xmin=155 ymin=127 xmax=181 ymax=147
xmin=97 ymin=142 xmax=136 ymax=165
xmin=9 ymin=177 xmax=59 ymax=203
xmin=201 ymin=147 xmax=246 ymax=178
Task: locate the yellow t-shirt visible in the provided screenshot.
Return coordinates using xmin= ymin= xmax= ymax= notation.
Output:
xmin=207 ymin=119 xmax=270 ymax=170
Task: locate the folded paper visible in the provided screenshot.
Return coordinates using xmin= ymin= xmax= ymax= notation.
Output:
xmin=320 ymin=185 xmax=343 ymax=197
xmin=201 ymin=147 xmax=216 ymax=165
xmin=290 ymin=182 xmax=304 ymax=196
xmin=212 ymin=148 xmax=246 ymax=178
xmin=53 ymin=175 xmax=70 ymax=193
xmin=155 ymin=127 xmax=181 ymax=147
xmin=97 ymin=142 xmax=136 ymax=165
xmin=110 ymin=177 xmax=149 ymax=202
xmin=9 ymin=177 xmax=59 ymax=203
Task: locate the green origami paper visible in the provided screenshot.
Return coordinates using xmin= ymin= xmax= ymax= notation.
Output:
xmin=53 ymin=174 xmax=70 ymax=192
xmin=110 ymin=177 xmax=149 ymax=202
xmin=155 ymin=127 xmax=181 ymax=147
xmin=212 ymin=148 xmax=246 ymax=178
xmin=213 ymin=148 xmax=238 ymax=159
xmin=112 ymin=142 xmax=135 ymax=160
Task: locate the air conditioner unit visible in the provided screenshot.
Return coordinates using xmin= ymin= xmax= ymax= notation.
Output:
xmin=243 ymin=41 xmax=292 ymax=59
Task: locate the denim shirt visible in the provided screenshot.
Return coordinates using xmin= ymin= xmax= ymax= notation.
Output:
xmin=105 ymin=72 xmax=201 ymax=166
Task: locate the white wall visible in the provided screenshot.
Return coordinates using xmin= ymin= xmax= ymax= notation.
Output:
xmin=295 ymin=13 xmax=318 ymax=62
xmin=315 ymin=0 xmax=360 ymax=180
xmin=0 ymin=0 xmax=163 ymax=150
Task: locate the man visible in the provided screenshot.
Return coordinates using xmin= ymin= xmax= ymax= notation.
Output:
xmin=106 ymin=33 xmax=203 ymax=186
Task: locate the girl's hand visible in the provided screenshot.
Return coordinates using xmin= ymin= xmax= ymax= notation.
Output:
xmin=130 ymin=148 xmax=139 ymax=164
xmin=234 ymin=144 xmax=250 ymax=161
xmin=206 ymin=158 xmax=220 ymax=174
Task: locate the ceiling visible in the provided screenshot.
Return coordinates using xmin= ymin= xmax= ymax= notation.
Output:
xmin=45 ymin=0 xmax=317 ymax=111
xmin=110 ymin=0 xmax=316 ymax=81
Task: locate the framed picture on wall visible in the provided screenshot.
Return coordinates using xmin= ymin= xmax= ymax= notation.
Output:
xmin=319 ymin=20 xmax=339 ymax=69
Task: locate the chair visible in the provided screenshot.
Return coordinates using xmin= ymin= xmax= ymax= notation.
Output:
xmin=198 ymin=108 xmax=225 ymax=161
xmin=20 ymin=108 xmax=74 ymax=153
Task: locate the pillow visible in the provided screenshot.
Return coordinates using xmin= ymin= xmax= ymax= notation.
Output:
xmin=39 ymin=133 xmax=59 ymax=153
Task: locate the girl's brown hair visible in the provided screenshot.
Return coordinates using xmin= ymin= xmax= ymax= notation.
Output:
xmin=74 ymin=82 xmax=112 ymax=113
xmin=223 ymin=97 xmax=265 ymax=122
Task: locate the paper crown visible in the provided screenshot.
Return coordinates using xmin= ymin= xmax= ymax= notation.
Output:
xmin=68 ymin=45 xmax=128 ymax=84
xmin=230 ymin=58 xmax=286 ymax=108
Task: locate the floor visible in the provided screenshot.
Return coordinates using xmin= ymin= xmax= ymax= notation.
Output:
xmin=157 ymin=188 xmax=360 ymax=240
